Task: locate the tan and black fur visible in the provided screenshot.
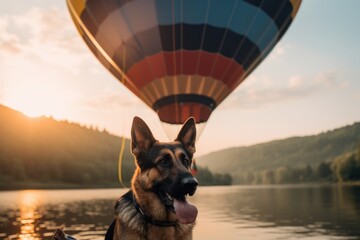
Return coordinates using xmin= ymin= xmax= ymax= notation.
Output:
xmin=110 ymin=116 xmax=198 ymax=240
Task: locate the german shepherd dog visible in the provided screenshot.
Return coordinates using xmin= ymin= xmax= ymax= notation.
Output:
xmin=106 ymin=116 xmax=198 ymax=240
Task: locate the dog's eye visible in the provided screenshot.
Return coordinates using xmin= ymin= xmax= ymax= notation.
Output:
xmin=158 ymin=156 xmax=172 ymax=167
xmin=183 ymin=158 xmax=190 ymax=166
xmin=180 ymin=153 xmax=190 ymax=167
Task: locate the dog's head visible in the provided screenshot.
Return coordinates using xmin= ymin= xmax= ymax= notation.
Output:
xmin=130 ymin=116 xmax=198 ymax=224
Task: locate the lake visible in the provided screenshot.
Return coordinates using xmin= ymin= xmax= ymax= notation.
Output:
xmin=0 ymin=184 xmax=360 ymax=239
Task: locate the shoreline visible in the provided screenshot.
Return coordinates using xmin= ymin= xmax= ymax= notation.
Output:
xmin=1 ymin=181 xmax=359 ymax=191
xmin=0 ymin=182 xmax=124 ymax=191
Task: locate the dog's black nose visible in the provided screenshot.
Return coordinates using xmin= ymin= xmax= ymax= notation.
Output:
xmin=181 ymin=177 xmax=198 ymax=196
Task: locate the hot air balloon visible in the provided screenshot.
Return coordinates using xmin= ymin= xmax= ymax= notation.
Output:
xmin=66 ymin=0 xmax=302 ymax=139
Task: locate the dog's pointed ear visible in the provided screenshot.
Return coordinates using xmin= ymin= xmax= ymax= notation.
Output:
xmin=176 ymin=117 xmax=196 ymax=154
xmin=131 ymin=117 xmax=156 ymax=159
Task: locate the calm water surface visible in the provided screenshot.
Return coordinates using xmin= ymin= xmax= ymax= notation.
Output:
xmin=0 ymin=185 xmax=360 ymax=240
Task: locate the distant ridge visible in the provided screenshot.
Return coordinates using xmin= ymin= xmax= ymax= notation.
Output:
xmin=197 ymin=121 xmax=360 ymax=184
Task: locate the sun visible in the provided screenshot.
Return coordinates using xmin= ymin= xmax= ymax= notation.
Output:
xmin=14 ymin=94 xmax=53 ymax=118
xmin=18 ymin=103 xmax=52 ymax=118
xmin=2 ymin=80 xmax=68 ymax=119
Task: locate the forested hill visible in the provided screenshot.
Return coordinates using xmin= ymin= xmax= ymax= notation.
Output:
xmin=0 ymin=105 xmax=231 ymax=189
xmin=197 ymin=122 xmax=360 ymax=184
xmin=0 ymin=104 xmax=134 ymax=189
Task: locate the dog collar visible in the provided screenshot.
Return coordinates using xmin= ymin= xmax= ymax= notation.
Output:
xmin=132 ymin=191 xmax=178 ymax=227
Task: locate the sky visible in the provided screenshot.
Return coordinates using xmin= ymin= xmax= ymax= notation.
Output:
xmin=0 ymin=0 xmax=359 ymax=156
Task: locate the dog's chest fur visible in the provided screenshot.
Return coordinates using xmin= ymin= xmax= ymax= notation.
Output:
xmin=114 ymin=191 xmax=194 ymax=240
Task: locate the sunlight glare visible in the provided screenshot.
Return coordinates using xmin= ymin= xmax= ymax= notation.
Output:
xmin=19 ymin=190 xmax=41 ymax=240
xmin=1 ymin=56 xmax=74 ymax=119
xmin=12 ymin=90 xmax=55 ymax=118
xmin=2 ymin=78 xmax=69 ymax=118
xmin=7 ymin=79 xmax=67 ymax=117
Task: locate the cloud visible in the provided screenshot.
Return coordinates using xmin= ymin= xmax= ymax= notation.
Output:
xmin=314 ymin=70 xmax=341 ymax=87
xmin=354 ymin=92 xmax=360 ymax=100
xmin=289 ymin=75 xmax=303 ymax=88
xmin=13 ymin=7 xmax=85 ymax=52
xmin=0 ymin=17 xmax=23 ymax=53
xmin=268 ymin=43 xmax=292 ymax=60
xmin=221 ymin=70 xmax=345 ymax=110
xmin=79 ymin=91 xmax=147 ymax=110
xmin=0 ymin=7 xmax=91 ymax=72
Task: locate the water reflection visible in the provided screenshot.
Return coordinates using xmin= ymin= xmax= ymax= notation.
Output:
xmin=0 ymin=185 xmax=360 ymax=239
xmin=18 ymin=191 xmax=41 ymax=240
xmin=193 ymin=185 xmax=360 ymax=239
xmin=0 ymin=189 xmax=123 ymax=239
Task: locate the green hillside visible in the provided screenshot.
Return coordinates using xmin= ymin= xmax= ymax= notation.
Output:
xmin=0 ymin=105 xmax=230 ymax=189
xmin=198 ymin=122 xmax=360 ymax=184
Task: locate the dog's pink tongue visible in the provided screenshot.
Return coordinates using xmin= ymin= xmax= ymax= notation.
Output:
xmin=174 ymin=199 xmax=198 ymax=224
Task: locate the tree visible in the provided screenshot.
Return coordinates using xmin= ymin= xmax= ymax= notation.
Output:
xmin=11 ymin=158 xmax=27 ymax=181
xmin=318 ymin=162 xmax=332 ymax=180
xmin=275 ymin=167 xmax=289 ymax=184
xmin=332 ymin=153 xmax=360 ymax=181
xmin=196 ymin=166 xmax=214 ymax=185
xmin=304 ymin=164 xmax=314 ymax=181
xmin=264 ymin=170 xmax=275 ymax=184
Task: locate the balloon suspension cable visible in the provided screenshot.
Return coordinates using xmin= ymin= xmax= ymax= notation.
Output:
xmin=118 ymin=43 xmax=128 ymax=188
xmin=118 ymin=135 xmax=127 ymax=188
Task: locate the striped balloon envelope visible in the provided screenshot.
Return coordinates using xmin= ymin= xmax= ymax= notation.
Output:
xmin=67 ymin=0 xmax=302 ymax=139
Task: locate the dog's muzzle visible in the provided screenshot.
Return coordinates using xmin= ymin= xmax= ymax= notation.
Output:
xmin=181 ymin=176 xmax=198 ymax=196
